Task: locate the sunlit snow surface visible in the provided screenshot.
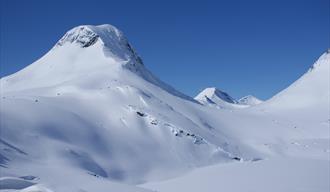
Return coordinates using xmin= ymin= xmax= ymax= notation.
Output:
xmin=0 ymin=25 xmax=329 ymax=191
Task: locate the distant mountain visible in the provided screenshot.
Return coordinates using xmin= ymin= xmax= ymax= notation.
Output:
xmin=238 ymin=95 xmax=263 ymax=106
xmin=195 ymin=87 xmax=240 ymax=108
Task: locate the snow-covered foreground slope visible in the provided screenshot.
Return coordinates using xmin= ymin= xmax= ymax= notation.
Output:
xmin=0 ymin=176 xmax=151 ymax=192
xmin=143 ymin=157 xmax=330 ymax=192
xmin=0 ymin=24 xmax=329 ymax=191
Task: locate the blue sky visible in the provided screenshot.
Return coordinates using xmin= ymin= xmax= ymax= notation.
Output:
xmin=0 ymin=0 xmax=329 ymax=99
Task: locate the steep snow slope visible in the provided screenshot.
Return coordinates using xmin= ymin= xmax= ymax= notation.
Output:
xmin=238 ymin=95 xmax=263 ymax=106
xmin=256 ymin=50 xmax=330 ymax=138
xmin=266 ymin=50 xmax=329 ymax=110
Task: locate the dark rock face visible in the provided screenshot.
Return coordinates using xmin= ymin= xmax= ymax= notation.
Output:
xmin=213 ymin=89 xmax=237 ymax=104
xmin=56 ymin=26 xmax=99 ymax=48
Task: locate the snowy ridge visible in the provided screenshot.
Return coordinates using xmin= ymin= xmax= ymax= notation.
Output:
xmin=265 ymin=49 xmax=330 ymax=109
xmin=308 ymin=48 xmax=330 ymax=72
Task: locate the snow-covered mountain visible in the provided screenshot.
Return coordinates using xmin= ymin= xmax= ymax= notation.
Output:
xmin=0 ymin=24 xmax=248 ymax=191
xmin=194 ymin=87 xmax=243 ymax=108
xmin=195 ymin=88 xmax=263 ymax=108
xmin=195 ymin=87 xmax=236 ymax=104
xmin=238 ymin=95 xmax=263 ymax=106
xmin=0 ymin=24 xmax=329 ymax=192
xmin=1 ymin=25 xmax=193 ymax=103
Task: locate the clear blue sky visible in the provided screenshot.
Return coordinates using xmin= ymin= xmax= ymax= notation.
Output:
xmin=0 ymin=0 xmax=329 ymax=100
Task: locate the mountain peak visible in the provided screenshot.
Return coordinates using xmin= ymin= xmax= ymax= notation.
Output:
xmin=54 ymin=24 xmax=143 ymax=67
xmin=1 ymin=24 xmax=196 ymax=103
xmin=55 ymin=24 xmax=122 ymax=48
xmin=55 ymin=25 xmax=100 ymax=48
xmin=195 ymin=87 xmax=237 ymax=104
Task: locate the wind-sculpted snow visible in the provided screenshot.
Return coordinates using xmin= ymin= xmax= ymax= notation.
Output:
xmin=0 ymin=24 xmax=329 ymax=191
